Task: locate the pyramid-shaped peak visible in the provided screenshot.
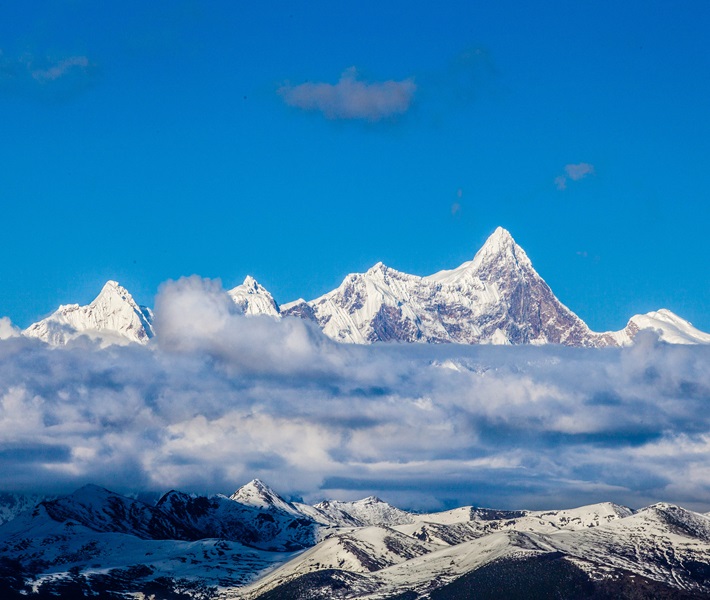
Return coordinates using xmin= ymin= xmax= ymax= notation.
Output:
xmin=473 ymin=226 xmax=531 ymax=269
xmin=358 ymin=495 xmax=385 ymax=504
xmin=242 ymin=275 xmax=259 ymax=289
xmin=98 ymin=280 xmax=124 ymax=295
xmin=366 ymin=261 xmax=388 ymax=274
xmin=491 ymin=226 xmax=513 ymax=241
xmin=244 ymin=478 xmax=270 ymax=491
xmin=230 ymin=479 xmax=289 ymax=507
xmin=95 ymin=280 xmax=135 ymax=303
xmin=480 ymin=226 xmax=517 ymax=252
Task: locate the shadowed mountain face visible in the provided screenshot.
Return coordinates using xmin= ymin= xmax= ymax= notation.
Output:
xmin=2 ymin=481 xmax=710 ymax=599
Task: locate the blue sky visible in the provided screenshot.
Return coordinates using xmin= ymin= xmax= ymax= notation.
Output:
xmin=1 ymin=0 xmax=708 ymax=332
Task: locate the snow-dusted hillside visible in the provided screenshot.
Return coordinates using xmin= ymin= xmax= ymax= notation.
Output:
xmin=3 ymin=480 xmax=710 ymax=598
xmin=23 ymin=280 xmax=153 ymax=346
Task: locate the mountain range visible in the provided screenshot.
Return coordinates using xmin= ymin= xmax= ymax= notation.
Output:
xmin=2 ymin=479 xmax=710 ymax=598
xmin=19 ymin=227 xmax=710 ymax=347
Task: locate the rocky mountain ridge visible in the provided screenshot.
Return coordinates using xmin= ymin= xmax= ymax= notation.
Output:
xmin=16 ymin=228 xmax=710 ymax=347
xmin=2 ymin=479 xmax=710 ymax=598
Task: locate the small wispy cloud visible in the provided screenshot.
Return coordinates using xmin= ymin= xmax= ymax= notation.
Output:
xmin=0 ymin=50 xmax=95 ymax=100
xmin=31 ymin=55 xmax=90 ymax=82
xmin=278 ymin=67 xmax=416 ymax=121
xmin=451 ymin=189 xmax=463 ymax=216
xmin=555 ymin=162 xmax=595 ymax=191
xmin=554 ymin=175 xmax=568 ymax=191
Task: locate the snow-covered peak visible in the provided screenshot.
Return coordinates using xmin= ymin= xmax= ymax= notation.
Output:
xmin=314 ymin=496 xmax=416 ymax=527
xmin=229 ymin=479 xmax=299 ymax=515
xmin=23 ymin=281 xmax=154 ymax=346
xmin=426 ymin=227 xmax=532 ymax=286
xmin=605 ymin=308 xmax=710 ymax=346
xmin=365 ymin=262 xmax=388 ymax=276
xmin=242 ymin=275 xmax=258 ymax=288
xmin=98 ymin=279 xmax=122 ymax=297
xmin=475 ymin=226 xmax=532 ymax=268
xmin=227 ymin=277 xmax=280 ymax=317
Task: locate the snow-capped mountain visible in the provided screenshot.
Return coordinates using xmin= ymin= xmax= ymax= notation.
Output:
xmin=227 ymin=277 xmax=280 ymax=317
xmin=278 ymin=227 xmax=710 ymax=347
xmin=2 ymin=480 xmax=710 ymax=598
xmin=20 ymin=228 xmax=710 ymax=347
xmin=238 ymin=495 xmax=710 ymax=600
xmin=289 ymin=227 xmax=599 ymax=345
xmin=607 ymin=308 xmax=710 ymax=345
xmin=314 ymin=496 xmax=417 ymax=527
xmin=23 ymin=280 xmax=154 ymax=346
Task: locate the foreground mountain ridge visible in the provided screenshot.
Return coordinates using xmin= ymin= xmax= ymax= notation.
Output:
xmin=18 ymin=228 xmax=710 ymax=347
xmin=2 ymin=479 xmax=710 ymax=598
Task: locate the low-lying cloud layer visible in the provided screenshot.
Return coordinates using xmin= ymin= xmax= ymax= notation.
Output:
xmin=279 ymin=67 xmax=416 ymax=121
xmin=1 ymin=277 xmax=709 ymax=512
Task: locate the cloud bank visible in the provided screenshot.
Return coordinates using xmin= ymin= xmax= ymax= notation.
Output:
xmin=1 ymin=277 xmax=709 ymax=512
xmin=279 ymin=68 xmax=416 ymax=121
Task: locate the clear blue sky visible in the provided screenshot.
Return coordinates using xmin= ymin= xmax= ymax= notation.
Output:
xmin=1 ymin=0 xmax=708 ymax=332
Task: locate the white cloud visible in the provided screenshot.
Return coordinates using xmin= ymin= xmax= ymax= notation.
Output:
xmin=0 ymin=317 xmax=19 ymax=340
xmin=0 ymin=279 xmax=708 ymax=511
xmin=279 ymin=68 xmax=416 ymax=121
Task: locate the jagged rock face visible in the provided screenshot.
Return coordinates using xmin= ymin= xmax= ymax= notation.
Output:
xmin=295 ymin=228 xmax=600 ymax=346
xmin=280 ymin=298 xmax=319 ymax=323
xmin=23 ymin=281 xmax=154 ymax=346
xmin=227 ymin=276 xmax=280 ymax=317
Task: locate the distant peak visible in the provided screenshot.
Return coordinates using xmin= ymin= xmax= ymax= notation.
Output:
xmin=366 ymin=261 xmax=387 ymax=274
xmin=472 ymin=226 xmax=532 ymax=270
xmin=97 ymin=280 xmax=130 ymax=299
xmin=242 ymin=275 xmax=258 ymax=287
xmin=72 ymin=483 xmax=112 ymax=497
xmin=246 ymin=478 xmax=268 ymax=489
xmin=482 ymin=226 xmax=515 ymax=249
xmin=360 ymin=495 xmax=385 ymax=504
xmin=231 ymin=478 xmax=279 ymax=500
xmin=230 ymin=479 xmax=297 ymax=512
